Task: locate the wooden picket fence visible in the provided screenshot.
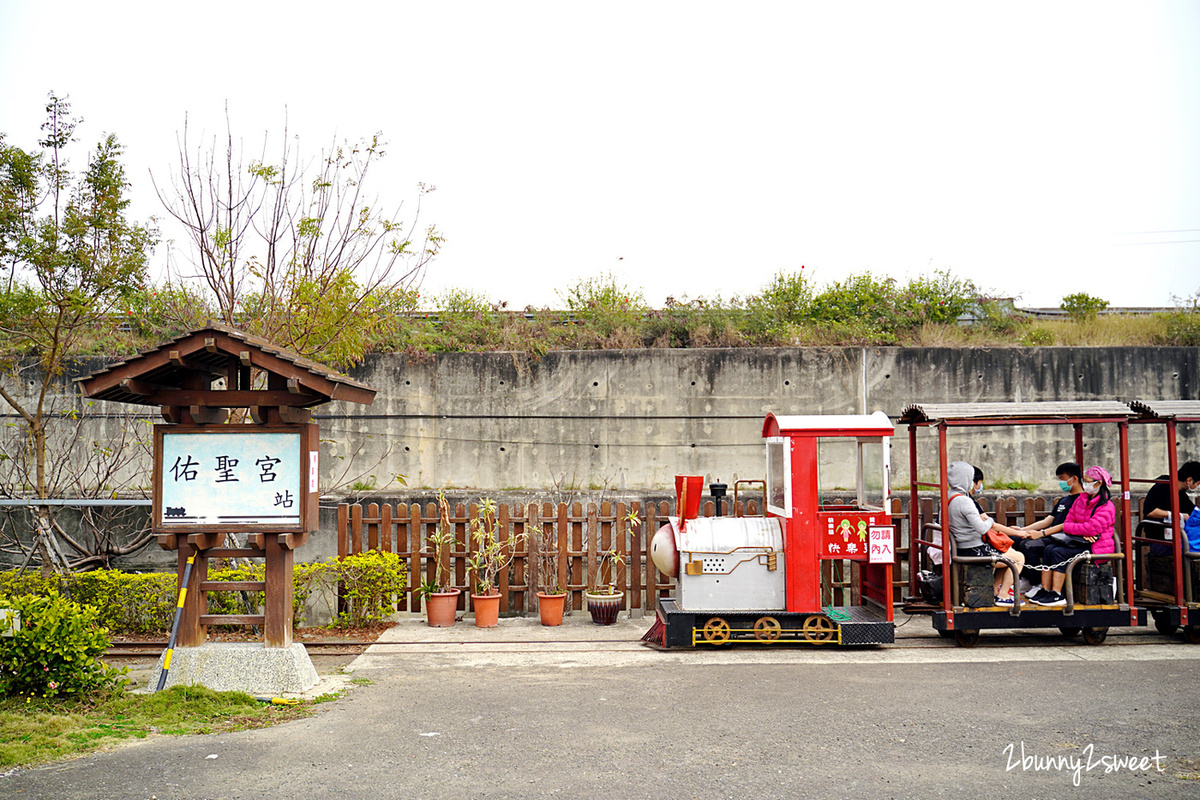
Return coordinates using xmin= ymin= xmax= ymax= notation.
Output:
xmin=336 ymin=494 xmax=1051 ymax=615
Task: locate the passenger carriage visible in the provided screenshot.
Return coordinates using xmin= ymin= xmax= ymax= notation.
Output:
xmin=899 ymin=401 xmax=1146 ymax=647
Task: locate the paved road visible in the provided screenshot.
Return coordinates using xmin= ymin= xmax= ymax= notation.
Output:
xmin=4 ymin=618 xmax=1199 ymax=799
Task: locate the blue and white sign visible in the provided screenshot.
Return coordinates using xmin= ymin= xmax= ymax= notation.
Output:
xmin=160 ymin=431 xmax=303 ymax=526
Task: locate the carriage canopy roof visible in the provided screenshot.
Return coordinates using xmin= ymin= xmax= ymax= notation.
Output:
xmin=898 ymin=401 xmax=1134 ymax=426
xmin=763 ymin=410 xmax=894 ymax=438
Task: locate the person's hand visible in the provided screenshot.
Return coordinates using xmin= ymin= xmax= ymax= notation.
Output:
xmin=1085 ymin=535 xmax=1098 ymax=543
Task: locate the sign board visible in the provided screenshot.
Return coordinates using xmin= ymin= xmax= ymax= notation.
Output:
xmin=153 ymin=424 xmax=318 ymax=533
xmin=818 ymin=511 xmax=883 ymax=560
xmin=868 ymin=525 xmax=895 ymax=564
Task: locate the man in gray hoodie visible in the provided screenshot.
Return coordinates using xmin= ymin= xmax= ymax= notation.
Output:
xmin=947 ymin=460 xmax=1027 ymax=606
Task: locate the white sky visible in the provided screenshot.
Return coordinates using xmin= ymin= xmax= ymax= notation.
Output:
xmin=2 ymin=1 xmax=1198 ymax=309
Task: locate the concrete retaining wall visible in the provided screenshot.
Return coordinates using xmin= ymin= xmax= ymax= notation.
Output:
xmin=323 ymin=346 xmax=1199 ymax=492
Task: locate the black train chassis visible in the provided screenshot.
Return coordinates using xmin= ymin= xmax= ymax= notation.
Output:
xmin=653 ymin=598 xmax=894 ymax=648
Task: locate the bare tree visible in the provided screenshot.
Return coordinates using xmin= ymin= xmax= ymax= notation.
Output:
xmin=153 ymin=109 xmax=442 ymax=368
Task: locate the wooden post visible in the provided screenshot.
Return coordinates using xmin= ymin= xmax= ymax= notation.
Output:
xmin=177 ymin=541 xmax=206 ymax=647
xmin=264 ymin=534 xmax=294 ymax=648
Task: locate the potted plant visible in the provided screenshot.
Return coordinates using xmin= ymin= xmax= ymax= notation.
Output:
xmin=586 ymin=547 xmax=626 ymax=625
xmin=420 ymin=494 xmax=461 ymax=627
xmin=536 ymin=521 xmax=567 ymax=626
xmin=465 ymin=498 xmax=526 ymax=628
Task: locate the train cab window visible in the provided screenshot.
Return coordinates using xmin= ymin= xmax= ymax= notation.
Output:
xmin=765 ymin=437 xmax=791 ymax=517
xmin=816 ymin=437 xmax=890 ymax=512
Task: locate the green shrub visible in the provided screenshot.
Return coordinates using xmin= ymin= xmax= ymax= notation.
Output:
xmin=977 ymin=297 xmax=1028 ymax=336
xmin=897 ymin=270 xmax=980 ymax=327
xmin=558 ymin=273 xmax=648 ymax=339
xmin=743 ymin=269 xmax=813 ymax=341
xmin=1061 ymin=292 xmax=1109 ymax=321
xmin=0 ymin=571 xmax=176 ymax=635
xmin=0 ymin=594 xmax=125 ymax=700
xmin=1156 ymin=310 xmax=1200 ymax=346
xmin=0 ymin=559 xmax=379 ymax=635
xmin=65 ymin=572 xmax=176 ymax=635
xmin=334 ymin=551 xmax=407 ymax=628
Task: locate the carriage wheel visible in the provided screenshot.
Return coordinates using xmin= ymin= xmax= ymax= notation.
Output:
xmin=702 ymin=617 xmax=731 ymax=645
xmin=801 ymin=614 xmax=836 ymax=643
xmin=1183 ymin=625 xmax=1200 ymax=645
xmin=753 ymin=616 xmax=782 ymax=642
xmin=1081 ymin=627 xmax=1108 ymax=646
xmin=953 ymin=629 xmax=980 ymax=648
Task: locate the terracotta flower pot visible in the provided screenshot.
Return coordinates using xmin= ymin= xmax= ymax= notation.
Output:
xmin=425 ymin=589 xmax=461 ymax=627
xmin=471 ymin=592 xmax=501 ymax=628
xmin=585 ymin=591 xmax=622 ymax=625
xmin=537 ymin=592 xmax=567 ymax=626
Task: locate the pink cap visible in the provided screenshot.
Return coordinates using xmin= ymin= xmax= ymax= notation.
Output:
xmin=1085 ymin=465 xmax=1112 ymax=487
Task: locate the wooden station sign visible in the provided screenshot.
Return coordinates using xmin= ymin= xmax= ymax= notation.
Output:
xmin=153 ymin=423 xmax=319 ymax=534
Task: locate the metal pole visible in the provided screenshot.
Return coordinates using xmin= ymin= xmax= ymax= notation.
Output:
xmin=155 ymin=554 xmax=195 ymax=692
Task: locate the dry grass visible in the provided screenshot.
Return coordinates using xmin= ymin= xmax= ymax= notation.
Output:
xmin=1034 ymin=315 xmax=1168 ymax=346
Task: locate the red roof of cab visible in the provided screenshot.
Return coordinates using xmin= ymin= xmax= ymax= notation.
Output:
xmin=762 ymin=411 xmax=895 ymax=438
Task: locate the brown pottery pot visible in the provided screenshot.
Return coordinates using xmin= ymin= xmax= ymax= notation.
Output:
xmin=537 ymin=592 xmax=568 ymax=626
xmin=585 ymin=591 xmax=622 ymax=625
xmin=471 ymin=592 xmax=501 ymax=628
xmin=425 ymin=589 xmax=461 ymax=627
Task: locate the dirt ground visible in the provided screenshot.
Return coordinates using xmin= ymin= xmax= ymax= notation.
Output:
xmin=105 ymin=623 xmax=391 ymax=691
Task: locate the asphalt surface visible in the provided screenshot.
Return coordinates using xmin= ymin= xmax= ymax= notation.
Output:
xmin=4 ymin=614 xmax=1200 ymax=800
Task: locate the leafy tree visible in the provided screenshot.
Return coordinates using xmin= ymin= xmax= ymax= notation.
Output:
xmin=154 ymin=112 xmax=441 ymax=368
xmin=0 ymin=93 xmax=158 ymax=574
xmin=1061 ymin=292 xmax=1109 ymax=322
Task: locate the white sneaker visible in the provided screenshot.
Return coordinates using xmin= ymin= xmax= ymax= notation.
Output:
xmin=1018 ymin=578 xmax=1033 ymax=596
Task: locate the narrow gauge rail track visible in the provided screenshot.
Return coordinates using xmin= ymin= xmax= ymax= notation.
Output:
xmin=105 ymin=629 xmax=1179 ymax=658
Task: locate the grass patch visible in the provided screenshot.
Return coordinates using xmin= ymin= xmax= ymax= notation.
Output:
xmin=987 ymin=479 xmax=1040 ymax=491
xmin=0 ymin=685 xmax=311 ymax=769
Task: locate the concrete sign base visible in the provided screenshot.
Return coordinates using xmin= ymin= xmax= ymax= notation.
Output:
xmin=152 ymin=642 xmax=319 ymax=695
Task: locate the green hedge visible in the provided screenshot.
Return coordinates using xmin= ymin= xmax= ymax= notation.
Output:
xmin=0 ymin=551 xmax=407 ymax=635
xmin=0 ymin=593 xmax=125 ymax=700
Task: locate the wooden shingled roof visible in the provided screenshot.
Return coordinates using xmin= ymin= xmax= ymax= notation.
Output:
xmin=898 ymin=401 xmax=1134 ymax=425
xmin=77 ymin=323 xmax=376 ymax=410
xmin=1128 ymin=400 xmax=1200 ymax=421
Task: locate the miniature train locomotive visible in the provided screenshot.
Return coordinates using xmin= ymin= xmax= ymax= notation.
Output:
xmin=644 ymin=400 xmax=1200 ymax=649
xmin=643 ymin=412 xmax=897 ymax=648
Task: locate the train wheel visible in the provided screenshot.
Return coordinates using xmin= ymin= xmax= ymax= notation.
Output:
xmin=1081 ymin=627 xmax=1108 ymax=646
xmin=1154 ymin=618 xmax=1179 ymax=636
xmin=801 ymin=615 xmax=836 ymax=643
xmin=753 ymin=616 xmax=782 ymax=642
xmin=953 ymin=629 xmax=980 ymax=648
xmin=702 ymin=617 xmax=731 ymax=645
xmin=1058 ymin=626 xmax=1081 ymax=639
xmin=1184 ymin=626 xmax=1200 ymax=645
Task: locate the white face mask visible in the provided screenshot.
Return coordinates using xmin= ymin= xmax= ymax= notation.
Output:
xmin=1083 ymin=481 xmax=1100 ymax=495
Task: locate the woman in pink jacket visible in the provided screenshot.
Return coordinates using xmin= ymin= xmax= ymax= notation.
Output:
xmin=1030 ymin=466 xmax=1116 ymax=607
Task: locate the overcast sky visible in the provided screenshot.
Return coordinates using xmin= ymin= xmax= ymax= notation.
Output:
xmin=1 ymin=1 xmax=1197 ymax=309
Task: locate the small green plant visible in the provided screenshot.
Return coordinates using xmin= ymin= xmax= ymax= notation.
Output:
xmin=987 ymin=478 xmax=1040 ymax=492
xmin=0 ymin=594 xmax=126 ymax=701
xmin=1018 ymin=327 xmax=1054 ymax=346
xmin=465 ymin=497 xmax=527 ymax=595
xmin=1061 ymin=292 xmax=1109 ymax=322
xmin=423 ymin=493 xmax=459 ymax=593
xmin=589 ymin=549 xmax=626 ymax=595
